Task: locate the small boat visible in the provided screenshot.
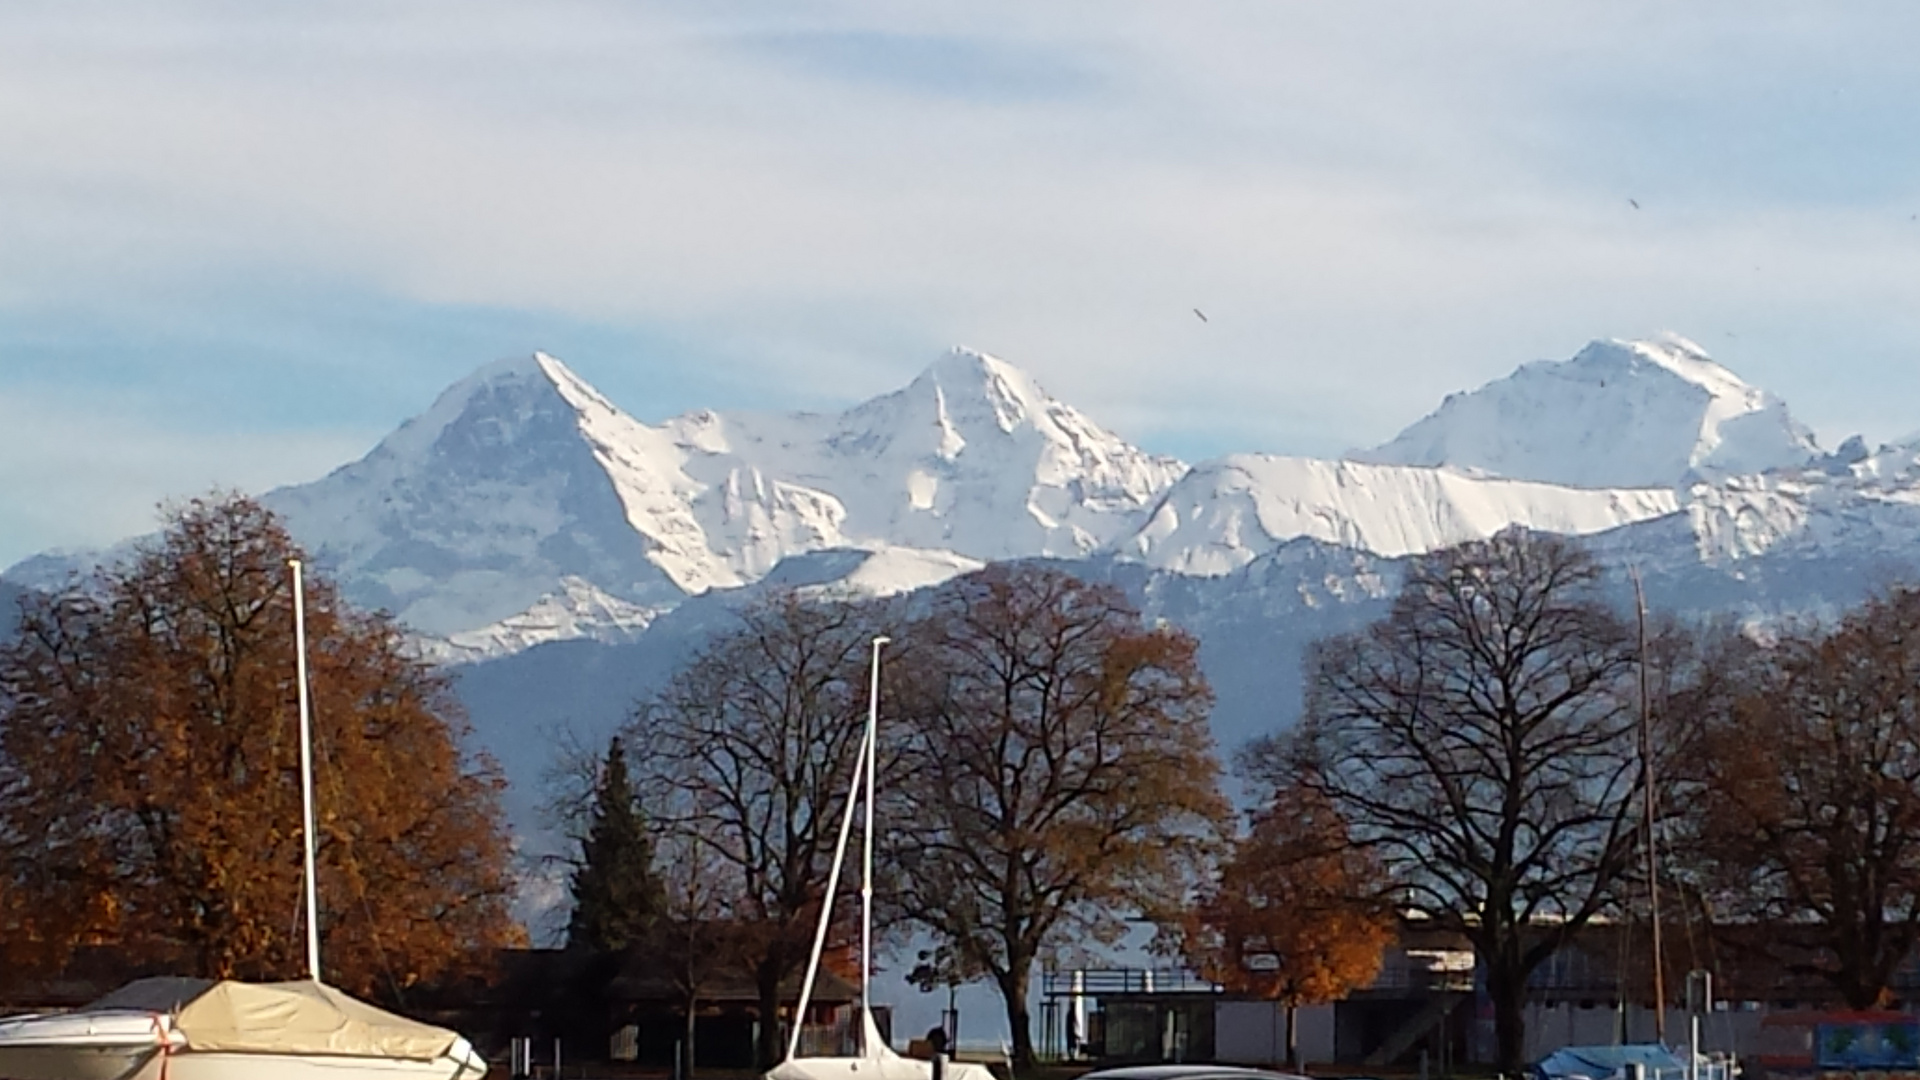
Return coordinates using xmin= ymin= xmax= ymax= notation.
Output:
xmin=0 ymin=562 xmax=490 ymax=1080
xmin=0 ymin=976 xmax=488 ymax=1079
xmin=767 ymin=1008 xmax=991 ymax=1080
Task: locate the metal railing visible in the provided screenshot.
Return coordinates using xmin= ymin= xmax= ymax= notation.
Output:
xmin=1369 ymin=964 xmax=1477 ymax=993
xmin=1042 ymin=958 xmax=1480 ymax=1001
xmin=1040 ymin=969 xmax=1222 ymax=998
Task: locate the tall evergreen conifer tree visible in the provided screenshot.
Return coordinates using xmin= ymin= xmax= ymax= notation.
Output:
xmin=566 ymin=737 xmax=664 ymax=952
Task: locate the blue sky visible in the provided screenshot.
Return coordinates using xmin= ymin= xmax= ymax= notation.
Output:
xmin=5 ymin=1 xmax=1920 ymax=568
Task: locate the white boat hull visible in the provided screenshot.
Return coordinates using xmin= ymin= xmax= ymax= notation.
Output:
xmin=0 ymin=1043 xmax=159 ymax=1080
xmin=766 ymin=1015 xmax=992 ymax=1080
xmin=767 ymin=1056 xmax=994 ymax=1080
xmin=0 ymin=1011 xmax=487 ymax=1080
xmin=0 ymin=1048 xmax=486 ymax=1080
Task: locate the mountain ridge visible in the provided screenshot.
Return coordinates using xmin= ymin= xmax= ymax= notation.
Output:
xmin=6 ymin=335 xmax=1907 ymax=671
xmin=1124 ymin=454 xmax=1680 ymax=574
xmin=5 ymin=335 xmax=1886 ymax=660
xmin=247 ymin=346 xmax=1195 ymax=639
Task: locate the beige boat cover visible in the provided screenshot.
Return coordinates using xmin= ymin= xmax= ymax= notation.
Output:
xmin=171 ymin=980 xmax=461 ymax=1060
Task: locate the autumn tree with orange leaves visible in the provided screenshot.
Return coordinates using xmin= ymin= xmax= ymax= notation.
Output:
xmin=1181 ymin=782 xmax=1393 ymax=1066
xmin=0 ymin=495 xmax=522 ymax=998
xmin=1681 ymin=590 xmax=1920 ymax=1009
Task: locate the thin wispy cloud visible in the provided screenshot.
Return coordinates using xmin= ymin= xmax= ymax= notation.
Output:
xmin=2 ymin=1 xmax=1917 ymax=566
xmin=0 ymin=389 xmax=378 ymax=558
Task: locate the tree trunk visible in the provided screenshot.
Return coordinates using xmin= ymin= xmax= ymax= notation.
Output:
xmin=756 ymin=965 xmax=783 ymax=1070
xmin=1488 ymin=963 xmax=1528 ymax=1077
xmin=998 ymin=968 xmax=1037 ymax=1071
xmin=684 ymin=989 xmax=698 ymax=1079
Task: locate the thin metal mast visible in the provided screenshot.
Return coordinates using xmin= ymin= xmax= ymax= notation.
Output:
xmin=1632 ymin=567 xmax=1666 ymax=1042
xmin=786 ymin=726 xmax=871 ymax=1062
xmin=289 ymin=559 xmax=323 ymax=983
xmin=861 ymin=635 xmax=890 ymax=1048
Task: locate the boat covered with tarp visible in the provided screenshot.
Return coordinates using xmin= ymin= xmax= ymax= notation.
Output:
xmin=0 ymin=976 xmax=487 ymax=1080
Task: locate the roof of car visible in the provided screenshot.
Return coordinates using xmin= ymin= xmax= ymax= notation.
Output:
xmin=1079 ymin=1067 xmax=1317 ymax=1080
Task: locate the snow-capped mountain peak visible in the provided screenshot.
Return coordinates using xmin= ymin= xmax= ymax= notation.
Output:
xmin=835 ymin=347 xmax=1181 ymax=484
xmin=645 ymin=345 xmax=1191 ymax=574
xmin=1356 ymin=336 xmax=1819 ymax=489
xmin=533 ymin=350 xmax=629 ymax=418
xmin=236 ymin=347 xmax=1190 ymax=638
xmin=371 ymin=352 xmax=565 ymax=464
xmin=262 ymin=352 xmax=693 ymax=636
xmin=1628 ymin=333 xmax=1747 ymax=392
xmin=912 ymin=346 xmax=1052 ymax=435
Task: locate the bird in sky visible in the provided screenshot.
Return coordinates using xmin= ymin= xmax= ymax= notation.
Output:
xmin=1193 ymin=308 xmax=1208 ymax=322
xmin=1628 ymin=198 xmax=1640 ymax=209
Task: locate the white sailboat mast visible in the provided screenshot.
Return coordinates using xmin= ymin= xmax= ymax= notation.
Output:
xmin=289 ymin=559 xmax=323 ymax=983
xmin=781 ymin=633 xmax=893 ymax=1065
xmin=861 ymin=636 xmax=889 ymax=1047
xmin=786 ymin=725 xmax=872 ymax=1061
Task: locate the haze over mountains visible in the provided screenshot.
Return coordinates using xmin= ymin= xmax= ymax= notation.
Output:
xmin=10 ymin=333 xmax=1920 ymax=855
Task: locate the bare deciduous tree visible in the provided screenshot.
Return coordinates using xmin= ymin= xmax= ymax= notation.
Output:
xmin=1252 ymin=531 xmax=1643 ymax=1074
xmin=651 ymin=817 xmax=738 ymax=1078
xmin=887 ymin=565 xmax=1230 ymax=1070
xmin=628 ymin=595 xmax=883 ymax=1069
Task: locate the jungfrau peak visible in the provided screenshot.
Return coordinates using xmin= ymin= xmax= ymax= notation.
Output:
xmin=1356 ymin=335 xmax=1820 ymax=489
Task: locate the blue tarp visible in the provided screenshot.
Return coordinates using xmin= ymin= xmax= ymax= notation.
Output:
xmin=1534 ymin=1044 xmax=1691 ymax=1080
